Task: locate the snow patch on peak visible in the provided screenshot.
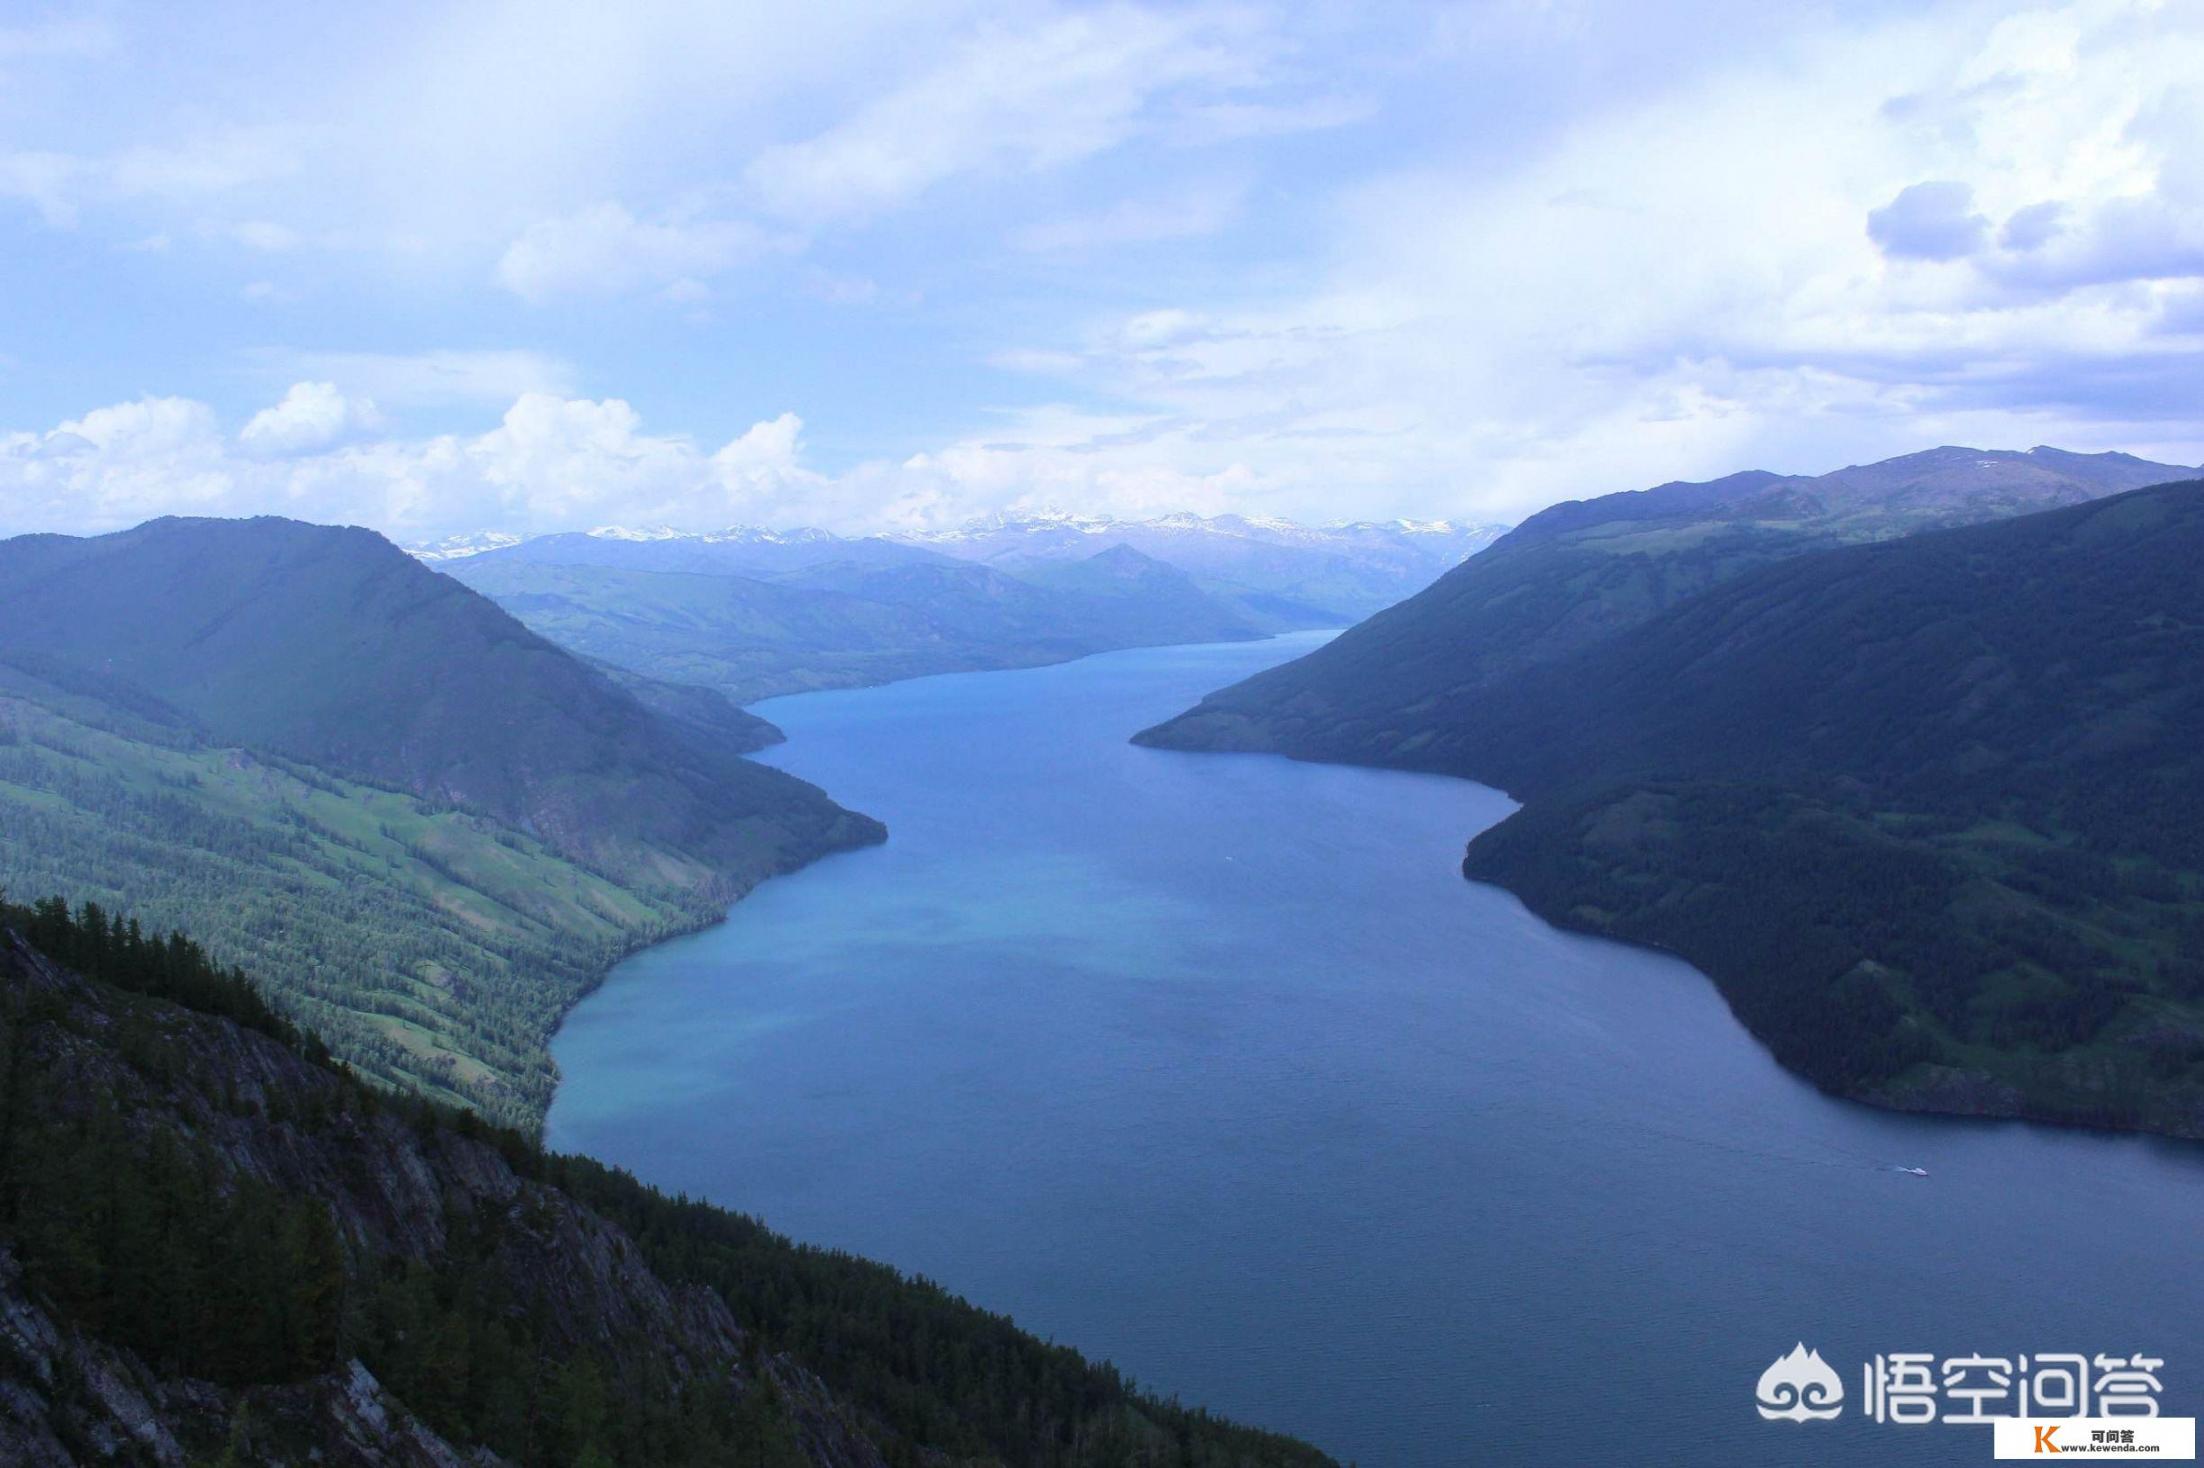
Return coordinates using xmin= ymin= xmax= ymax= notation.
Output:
xmin=583 ymin=524 xmax=837 ymax=545
xmin=407 ymin=531 xmax=522 ymax=562
xmin=586 ymin=525 xmax=689 ymax=542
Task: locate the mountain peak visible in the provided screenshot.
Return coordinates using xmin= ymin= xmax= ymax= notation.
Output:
xmin=1080 ymin=542 xmax=1165 ymax=571
xmin=0 ymin=514 xmax=879 ymax=891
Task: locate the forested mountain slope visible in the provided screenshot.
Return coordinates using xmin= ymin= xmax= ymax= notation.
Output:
xmin=1445 ymin=483 xmax=2204 ymax=1135
xmin=0 ymin=517 xmax=882 ymax=1125
xmin=0 ymin=906 xmax=1336 ymax=1468
xmin=1139 ymin=447 xmax=2194 ymax=762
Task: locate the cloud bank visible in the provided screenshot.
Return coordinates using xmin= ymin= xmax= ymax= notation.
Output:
xmin=1 ymin=0 xmax=2200 ymax=539
xmin=0 ymin=386 xmax=1265 ymax=539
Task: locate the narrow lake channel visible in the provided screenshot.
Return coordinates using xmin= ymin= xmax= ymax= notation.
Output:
xmin=550 ymin=632 xmax=2204 ymax=1466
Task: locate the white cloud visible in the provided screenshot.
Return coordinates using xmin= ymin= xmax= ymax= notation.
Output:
xmin=253 ymin=349 xmax=578 ymax=409
xmin=0 ymin=392 xmax=833 ymax=539
xmin=3 ymin=397 xmax=238 ymax=531
xmin=0 ymin=4 xmax=944 ymax=270
xmin=0 ymin=388 xmax=1266 ymax=540
xmin=5 ymin=0 xmax=2201 ymax=538
xmin=239 ymin=382 xmax=383 ymax=457
xmin=466 ymin=395 xmax=696 ymax=517
xmin=493 ymin=202 xmax=780 ymax=301
xmin=953 ymin=0 xmax=2204 ymax=523
xmin=106 ymin=128 xmax=298 ymax=202
xmin=745 ymin=7 xmax=1273 ymax=223
xmin=58 ymin=396 xmax=223 ymax=457
xmin=711 ymin=412 xmax=808 ymax=491
xmin=1 ymin=127 xmax=298 ymax=229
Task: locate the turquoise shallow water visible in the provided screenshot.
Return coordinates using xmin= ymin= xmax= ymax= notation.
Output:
xmin=549 ymin=632 xmax=2203 ymax=1466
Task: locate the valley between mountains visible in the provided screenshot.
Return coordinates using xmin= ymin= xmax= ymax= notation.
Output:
xmin=3 ymin=447 xmax=2202 ymax=1468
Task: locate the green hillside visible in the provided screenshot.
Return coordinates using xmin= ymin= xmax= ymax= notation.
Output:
xmin=0 ymin=673 xmax=692 ymax=1121
xmin=0 ymin=517 xmax=883 ymax=1128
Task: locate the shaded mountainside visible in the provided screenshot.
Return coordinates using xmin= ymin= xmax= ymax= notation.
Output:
xmin=1449 ymin=484 xmax=2204 ymax=1134
xmin=447 ymin=542 xmax=1265 ymax=705
xmin=1141 ymin=461 xmax=2204 ymax=1138
xmin=1140 ymin=447 xmax=2195 ymax=761
xmin=587 ymin=661 xmax=785 ymax=756
xmin=1015 ymin=545 xmax=1260 ymax=645
xmin=0 ymin=907 xmax=1337 ymax=1468
xmin=0 ymin=517 xmax=882 ymax=1127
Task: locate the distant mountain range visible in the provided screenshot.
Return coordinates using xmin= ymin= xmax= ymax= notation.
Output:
xmin=428 ymin=512 xmax=1505 ymax=703
xmin=0 ymin=516 xmax=881 ymax=1124
xmin=1140 ymin=447 xmax=2204 ymax=1137
xmin=892 ymin=511 xmax=1507 ymax=626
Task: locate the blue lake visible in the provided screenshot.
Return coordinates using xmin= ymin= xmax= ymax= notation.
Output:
xmin=548 ymin=632 xmax=2203 ymax=1466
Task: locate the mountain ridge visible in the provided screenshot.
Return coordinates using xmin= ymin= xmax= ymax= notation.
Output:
xmin=1138 ymin=445 xmax=2199 ymax=761
xmin=0 ymin=516 xmax=879 ymax=892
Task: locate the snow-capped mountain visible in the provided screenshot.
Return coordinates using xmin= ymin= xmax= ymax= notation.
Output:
xmin=409 ymin=525 xmax=842 ymax=560
xmin=580 ymin=524 xmax=840 ymax=546
xmin=407 ymin=530 xmax=525 ymax=562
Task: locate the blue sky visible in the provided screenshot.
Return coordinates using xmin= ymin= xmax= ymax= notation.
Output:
xmin=2 ymin=0 xmax=2200 ymax=539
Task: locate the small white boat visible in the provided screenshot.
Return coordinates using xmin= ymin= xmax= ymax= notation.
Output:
xmin=1898 ymin=1166 xmax=1928 ymax=1178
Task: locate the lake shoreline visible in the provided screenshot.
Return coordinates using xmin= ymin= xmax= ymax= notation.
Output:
xmin=549 ymin=634 xmax=2203 ymax=1466
xmin=1135 ymin=700 xmax=2204 ymax=1144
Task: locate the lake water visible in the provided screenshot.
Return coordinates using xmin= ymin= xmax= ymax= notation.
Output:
xmin=548 ymin=633 xmax=2203 ymax=1466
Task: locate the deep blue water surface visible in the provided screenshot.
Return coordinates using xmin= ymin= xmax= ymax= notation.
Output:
xmin=550 ymin=633 xmax=2203 ymax=1466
